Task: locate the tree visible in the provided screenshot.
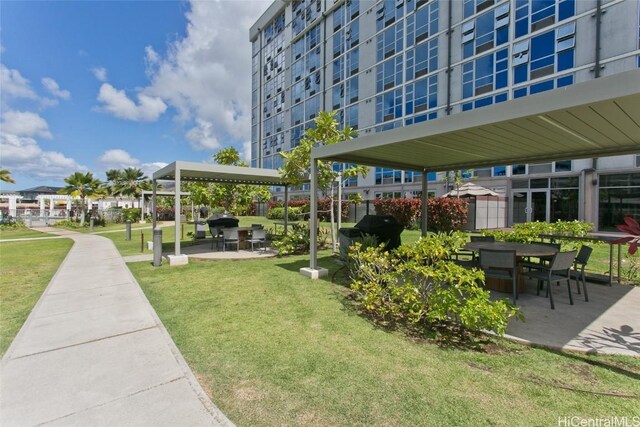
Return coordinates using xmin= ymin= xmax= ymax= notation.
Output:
xmin=0 ymin=169 xmax=15 ymax=184
xmin=59 ymin=171 xmax=103 ymax=225
xmin=203 ymin=147 xmax=270 ymax=215
xmin=279 ymin=111 xmax=368 ymax=251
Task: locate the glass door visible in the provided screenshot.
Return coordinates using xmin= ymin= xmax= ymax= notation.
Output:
xmin=530 ymin=190 xmax=549 ymax=222
xmin=511 ymin=190 xmax=549 ymax=223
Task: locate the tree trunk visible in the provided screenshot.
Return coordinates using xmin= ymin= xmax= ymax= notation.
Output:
xmin=80 ymin=197 xmax=86 ymax=226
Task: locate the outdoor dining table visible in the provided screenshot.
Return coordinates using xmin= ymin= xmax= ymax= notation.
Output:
xmin=463 ymin=241 xmax=559 ymax=293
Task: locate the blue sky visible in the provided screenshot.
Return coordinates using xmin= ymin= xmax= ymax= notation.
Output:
xmin=1 ymin=0 xmax=270 ymax=191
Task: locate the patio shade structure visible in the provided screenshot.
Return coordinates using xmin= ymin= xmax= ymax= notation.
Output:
xmin=443 ymin=182 xmax=500 ymax=198
xmin=304 ymin=69 xmax=640 ymax=278
xmin=152 ymin=161 xmax=289 ymax=263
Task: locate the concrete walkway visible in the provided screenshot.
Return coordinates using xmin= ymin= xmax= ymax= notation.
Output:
xmin=0 ymin=228 xmax=232 ymax=426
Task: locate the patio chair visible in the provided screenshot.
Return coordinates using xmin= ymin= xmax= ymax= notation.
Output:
xmin=521 ymin=242 xmax=561 ymax=272
xmin=209 ymin=226 xmax=224 ymax=250
xmin=479 ymin=249 xmax=518 ymax=304
xmin=571 ymin=245 xmax=593 ymax=302
xmin=247 ymin=228 xmax=267 ymax=252
xmin=454 ymin=235 xmax=495 ymax=267
xmin=222 ymin=227 xmax=240 ymax=252
xmin=523 ymin=250 xmax=577 ymax=310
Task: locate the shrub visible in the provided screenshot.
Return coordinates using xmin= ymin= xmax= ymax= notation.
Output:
xmin=428 ymin=198 xmax=468 ymax=232
xmin=483 ymin=220 xmax=593 ymax=250
xmin=373 ymin=197 xmax=468 ymax=231
xmin=0 ymin=218 xmax=25 ymax=229
xmin=317 ymin=197 xmax=349 ymax=221
xmin=267 ymin=206 xmax=302 ymax=221
xmin=273 ymin=223 xmax=329 ymax=256
xmin=121 ymin=208 xmax=141 ymax=222
xmin=347 ymin=236 xmax=521 ymax=335
xmin=373 ymin=198 xmax=421 ymax=228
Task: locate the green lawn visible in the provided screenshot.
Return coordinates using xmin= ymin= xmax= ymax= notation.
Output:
xmin=0 ymin=227 xmax=51 ymax=240
xmin=129 ymin=254 xmax=640 ymax=426
xmin=0 ymin=238 xmax=73 ymax=356
xmin=55 ymin=221 xmax=152 ymax=234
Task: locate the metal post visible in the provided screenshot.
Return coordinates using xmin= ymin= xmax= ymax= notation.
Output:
xmin=125 ymin=220 xmax=131 ymax=241
xmin=337 ymin=172 xmax=342 ymax=232
xmin=174 ymin=166 xmax=181 ymax=256
xmin=152 ymin=179 xmax=157 ymax=229
xmin=90 ymin=217 xmax=94 ymax=232
xmin=153 ymin=227 xmax=162 ymax=267
xmin=421 ymin=170 xmax=429 ymax=237
xmin=284 ymin=185 xmax=289 ymax=236
xmin=141 ymin=232 xmax=144 ymax=253
xmin=309 ymin=158 xmax=318 ymax=270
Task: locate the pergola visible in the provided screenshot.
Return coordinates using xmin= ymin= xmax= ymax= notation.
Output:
xmin=152 ymin=161 xmax=289 ymax=264
xmin=304 ymin=69 xmax=640 ymax=278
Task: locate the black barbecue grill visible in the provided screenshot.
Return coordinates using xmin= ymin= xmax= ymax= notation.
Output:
xmin=339 ymin=215 xmax=404 ymax=259
xmin=207 ymin=213 xmax=239 ymax=230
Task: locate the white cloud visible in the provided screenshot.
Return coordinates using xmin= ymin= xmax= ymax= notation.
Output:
xmin=0 ymin=64 xmax=38 ymax=100
xmin=241 ymin=139 xmax=252 ymax=164
xmin=185 ymin=119 xmax=220 ymax=151
xmin=140 ymin=161 xmax=168 ymax=178
xmin=0 ymin=132 xmax=85 ymax=179
xmin=97 ymin=148 xmax=167 ymax=179
xmin=92 ymin=67 xmax=107 ymax=82
xmin=143 ymin=1 xmax=269 ymax=149
xmin=96 ymin=83 xmax=167 ymax=122
xmin=41 ymin=77 xmax=71 ymax=99
xmin=1 ymin=110 xmax=52 ymax=139
xmin=98 ymin=148 xmax=140 ymax=169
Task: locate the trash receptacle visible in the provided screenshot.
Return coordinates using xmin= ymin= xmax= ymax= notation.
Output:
xmin=194 ymin=221 xmax=207 ymax=239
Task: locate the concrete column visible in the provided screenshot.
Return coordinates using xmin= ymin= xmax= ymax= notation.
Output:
xmin=66 ymin=197 xmax=71 ymax=218
xmin=49 ymin=198 xmax=54 ymax=216
xmin=8 ymin=195 xmax=17 ymax=217
xmin=39 ymin=197 xmax=45 ymax=217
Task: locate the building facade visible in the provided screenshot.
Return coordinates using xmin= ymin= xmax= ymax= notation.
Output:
xmin=250 ymin=0 xmax=640 ymax=230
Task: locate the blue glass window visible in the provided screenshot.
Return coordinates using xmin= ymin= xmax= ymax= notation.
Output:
xmin=493 ymin=166 xmax=506 ymax=176
xmin=376 ymin=56 xmax=403 ymax=92
xmin=462 ymin=48 xmax=508 ymax=99
xmin=377 ymin=22 xmax=403 ymax=62
xmin=515 ymin=0 xmax=575 ymax=38
xmin=347 ymin=48 xmax=359 ymax=76
xmin=333 ymin=30 xmax=344 ymax=58
xmin=406 ymin=1 xmax=438 ymax=47
xmin=376 ymin=88 xmax=403 ymax=123
xmin=376 ymin=0 xmax=405 ymax=32
xmin=406 ymin=39 xmax=438 ymax=80
xmin=332 ymin=57 xmax=344 ymax=84
xmin=406 ymin=75 xmax=437 ymax=115
xmin=346 ymin=76 xmax=358 ymax=104
xmin=305 ymin=95 xmax=320 ymax=122
xmin=332 ymin=84 xmax=344 ymax=110
xmin=291 ymin=104 xmax=304 ymax=125
xmin=333 ymin=4 xmax=344 ymax=32
xmin=375 ymin=167 xmax=402 ymax=185
xmin=346 ymin=104 xmax=358 ymax=129
xmin=512 ymin=25 xmax=575 ymax=84
xmin=347 ymin=19 xmax=359 ymax=48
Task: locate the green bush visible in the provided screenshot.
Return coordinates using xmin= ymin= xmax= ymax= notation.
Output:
xmin=0 ymin=219 xmax=25 ymax=230
xmin=347 ymin=237 xmax=521 ymax=335
xmin=483 ymin=220 xmax=593 ymax=250
xmin=267 ymin=206 xmax=301 ymax=221
xmin=121 ymin=208 xmax=141 ymax=222
xmin=273 ymin=223 xmax=329 ymax=256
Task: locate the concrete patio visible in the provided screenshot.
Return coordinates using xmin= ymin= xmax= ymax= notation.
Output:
xmin=498 ymin=278 xmax=640 ymax=357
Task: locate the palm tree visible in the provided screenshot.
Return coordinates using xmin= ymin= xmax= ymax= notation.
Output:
xmin=104 ymin=169 xmax=124 ymax=197
xmin=0 ymin=169 xmax=16 ymax=184
xmin=59 ymin=171 xmax=103 ymax=225
xmin=115 ymin=168 xmax=149 ymax=207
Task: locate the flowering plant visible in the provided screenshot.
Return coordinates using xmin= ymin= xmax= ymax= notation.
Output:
xmin=613 ymin=216 xmax=640 ymax=255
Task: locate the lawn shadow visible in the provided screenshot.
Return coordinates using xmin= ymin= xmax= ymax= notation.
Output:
xmin=539 ymin=346 xmax=640 ymax=382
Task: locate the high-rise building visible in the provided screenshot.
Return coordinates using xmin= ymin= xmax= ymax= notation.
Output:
xmin=250 ymin=0 xmax=640 ymax=230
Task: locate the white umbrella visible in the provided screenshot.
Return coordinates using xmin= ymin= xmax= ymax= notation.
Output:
xmin=443 ymin=182 xmax=500 ymax=197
